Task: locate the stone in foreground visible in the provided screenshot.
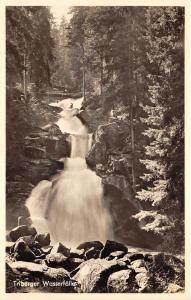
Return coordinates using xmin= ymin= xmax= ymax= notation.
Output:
xmin=9 ymin=225 xmax=37 ymax=242
xmin=72 ymin=258 xmax=127 ymax=293
xmin=100 ymin=240 xmax=128 ymax=259
xmin=107 ymin=269 xmax=137 ymax=292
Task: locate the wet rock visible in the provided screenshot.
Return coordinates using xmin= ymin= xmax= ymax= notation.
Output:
xmin=6 ymin=181 xmax=34 ymax=196
xmin=135 ymin=272 xmax=150 ymax=292
xmin=7 ymin=260 xmax=76 ymax=292
xmin=64 ymin=258 xmax=84 ymax=272
xmin=43 ymin=123 xmax=63 ymax=136
xmin=51 ymin=242 xmax=70 ymax=257
xmin=46 ymin=253 xmax=84 ymax=271
xmin=21 ymin=159 xmax=64 ymax=185
xmin=13 ymin=235 xmax=36 ymax=248
xmin=77 ymin=241 xmax=104 ymax=251
xmin=18 ymin=216 xmax=32 ymax=226
xmin=9 ymin=225 xmax=37 ymax=242
xmin=107 ymin=269 xmax=137 ymax=293
xmin=70 ymin=248 xmax=85 ymax=259
xmin=129 ymin=253 xmax=144 ymax=262
xmin=8 ymin=260 xmax=69 ymax=278
xmin=86 ymin=141 xmax=108 ymax=167
xmin=87 ymin=122 xmax=131 ymax=167
xmin=77 ymin=108 xmax=104 ymax=132
xmin=77 ymin=241 xmax=104 ymax=259
xmin=24 ymin=123 xmax=71 ymax=160
xmin=45 ymin=136 xmax=71 ymax=160
xmin=102 ymin=175 xmax=135 ymax=206
xmin=6 ymin=241 xmax=15 ymax=253
xmin=100 ymin=240 xmax=128 ymax=259
xmin=44 ymin=267 xmax=70 ymax=280
xmin=107 ymin=251 xmax=126 ymax=261
xmin=26 ymin=127 xmax=49 ymax=138
xmin=24 ymin=146 xmax=46 ymax=159
xmin=13 ymin=237 xmax=44 ymax=262
xmin=118 ymin=254 xmax=131 ymax=265
xmin=46 ymin=253 xmax=68 ymax=268
xmin=35 ymin=233 xmax=50 ymax=247
xmin=72 ymin=258 xmax=127 ymax=292
xmin=41 ymin=246 xmax=53 ymax=255
xmin=32 ymin=242 xmax=45 ymax=257
xmin=130 ymin=259 xmax=146 ymax=272
xmin=86 ymin=247 xmax=101 ymax=260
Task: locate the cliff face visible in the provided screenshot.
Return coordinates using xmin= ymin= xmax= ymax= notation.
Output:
xmin=79 ymin=101 xmax=161 ymax=249
xmin=6 ymin=95 xmax=69 ymax=229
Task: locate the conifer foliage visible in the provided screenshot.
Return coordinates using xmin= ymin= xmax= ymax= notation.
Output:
xmin=134 ymin=7 xmax=184 ymax=251
xmin=6 ymin=6 xmax=54 ymax=89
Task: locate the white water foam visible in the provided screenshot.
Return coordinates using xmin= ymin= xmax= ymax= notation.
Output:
xmin=26 ymin=97 xmax=112 ymax=246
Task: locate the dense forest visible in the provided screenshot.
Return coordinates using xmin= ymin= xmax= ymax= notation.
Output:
xmin=6 ymin=6 xmax=184 ymax=254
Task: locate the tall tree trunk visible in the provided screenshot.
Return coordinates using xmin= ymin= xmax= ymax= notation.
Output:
xmin=82 ymin=66 xmax=86 ymax=100
xmin=130 ymin=97 xmax=136 ymax=192
xmin=100 ymin=53 xmax=105 ymax=103
xmin=23 ymin=53 xmax=27 ymax=99
xmin=128 ymin=42 xmax=136 ymax=193
xmin=82 ymin=45 xmax=86 ymax=101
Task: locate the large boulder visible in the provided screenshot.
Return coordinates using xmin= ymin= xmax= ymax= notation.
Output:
xmin=6 ymin=242 xmax=15 ymax=253
xmin=8 ymin=261 xmax=70 ymax=280
xmin=24 ymin=146 xmax=46 ymax=159
xmin=35 ymin=233 xmax=51 ymax=247
xmin=24 ymin=124 xmax=71 ymax=160
xmin=51 ymin=242 xmax=70 ymax=257
xmin=69 ymin=248 xmax=85 ymax=259
xmin=103 ymin=183 xmax=162 ymax=249
xmin=21 ymin=159 xmax=64 ymax=185
xmin=102 ymin=174 xmax=135 ymax=206
xmin=64 ymin=258 xmax=85 ymax=272
xmin=107 ymin=251 xmax=126 ymax=261
xmin=12 ymin=237 xmax=44 ymax=262
xmin=77 ymin=108 xmax=104 ymax=132
xmin=18 ymin=216 xmax=32 ymax=226
xmin=77 ymin=241 xmax=104 ymax=259
xmin=12 ymin=235 xmax=36 ymax=249
xmin=72 ymin=258 xmax=127 ymax=292
xmin=7 ymin=261 xmax=76 ymax=293
xmin=100 ymin=240 xmax=128 ymax=259
xmin=46 ymin=253 xmax=84 ymax=271
xmin=45 ymin=136 xmax=71 ymax=160
xmin=9 ymin=225 xmax=37 ymax=242
xmin=46 ymin=253 xmax=68 ymax=268
xmin=87 ymin=122 xmax=131 ymax=168
xmin=6 ymin=182 xmax=34 ymax=229
xmin=107 ymin=269 xmax=137 ymax=292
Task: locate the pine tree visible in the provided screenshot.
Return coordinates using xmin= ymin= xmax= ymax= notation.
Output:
xmin=134 ymin=7 xmax=184 ymax=252
xmin=67 ymin=7 xmax=90 ymax=99
xmin=6 ymin=6 xmax=54 ymax=91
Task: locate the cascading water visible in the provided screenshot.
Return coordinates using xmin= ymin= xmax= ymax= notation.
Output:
xmin=26 ymin=97 xmax=113 ymax=247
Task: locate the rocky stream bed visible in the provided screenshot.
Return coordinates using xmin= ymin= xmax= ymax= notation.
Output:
xmin=6 ymin=220 xmax=184 ymax=293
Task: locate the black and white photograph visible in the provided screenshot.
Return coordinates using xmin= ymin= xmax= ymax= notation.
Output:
xmin=2 ymin=0 xmax=190 ymax=297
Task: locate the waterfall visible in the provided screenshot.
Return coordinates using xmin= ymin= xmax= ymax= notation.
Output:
xmin=26 ymin=98 xmax=112 ymax=247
